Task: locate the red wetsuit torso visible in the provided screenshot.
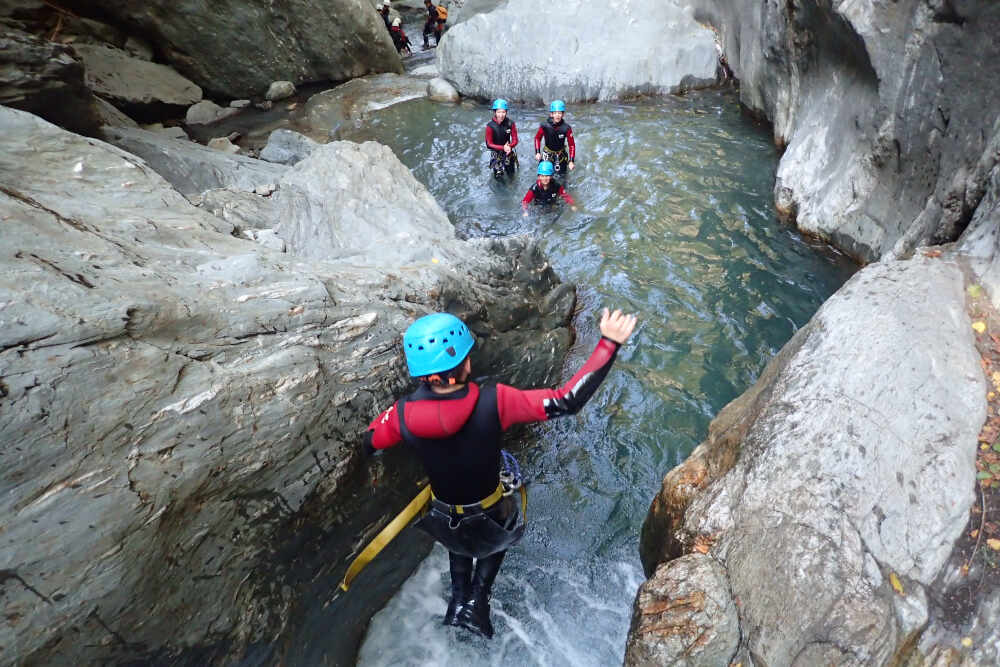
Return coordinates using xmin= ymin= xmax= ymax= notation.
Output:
xmin=485 ymin=118 xmax=518 ymax=151
xmin=366 ymin=338 xmax=620 ymax=504
xmin=522 ymin=178 xmax=575 ymax=208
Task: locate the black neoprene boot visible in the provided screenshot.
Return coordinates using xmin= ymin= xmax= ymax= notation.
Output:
xmin=443 ymin=553 xmax=473 ymax=626
xmin=456 ymin=550 xmax=505 ymax=638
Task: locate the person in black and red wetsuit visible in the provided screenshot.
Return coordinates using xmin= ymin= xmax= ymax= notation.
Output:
xmin=534 ymin=99 xmax=575 ymax=174
xmin=363 ymin=308 xmax=638 ymax=638
xmin=522 ymin=160 xmax=576 ymax=216
xmin=485 ymin=98 xmax=519 ymax=179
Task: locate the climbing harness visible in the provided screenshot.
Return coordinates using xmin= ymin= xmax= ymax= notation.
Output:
xmin=339 ymin=451 xmax=527 ymax=591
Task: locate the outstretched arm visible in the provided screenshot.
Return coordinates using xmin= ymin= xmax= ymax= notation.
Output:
xmin=566 ymin=128 xmax=576 ymax=160
xmin=362 ymin=402 xmax=403 ymax=455
xmin=497 ymin=309 xmax=638 ymax=429
xmin=509 ymin=122 xmax=519 ymax=148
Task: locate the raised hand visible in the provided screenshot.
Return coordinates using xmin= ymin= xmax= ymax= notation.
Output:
xmin=599 ymin=308 xmax=637 ymax=344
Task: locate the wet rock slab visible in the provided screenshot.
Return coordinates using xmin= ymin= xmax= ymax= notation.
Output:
xmin=302 ymin=72 xmax=428 ymax=138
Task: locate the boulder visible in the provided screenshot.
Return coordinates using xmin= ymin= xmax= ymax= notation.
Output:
xmin=185 ymin=99 xmax=240 ymax=125
xmin=693 ymin=0 xmax=1000 ymax=261
xmin=625 ymin=555 xmax=739 ymax=667
xmin=72 ymin=43 xmax=202 ymax=108
xmin=0 ymin=20 xmax=103 ymax=134
xmin=100 ymin=125 xmax=287 ymax=197
xmin=426 ymin=76 xmax=460 ymax=102
xmin=272 ymin=141 xmax=452 ymax=266
xmin=265 ymin=80 xmax=296 ymax=101
xmin=195 ymin=188 xmax=281 ymax=233
xmin=445 ymin=0 xmax=507 ymax=25
xmin=302 ymin=73 xmax=427 ymax=138
xmin=259 ymin=128 xmax=320 ymax=165
xmin=207 ymin=136 xmax=241 ymax=154
xmin=0 ymin=104 xmax=574 ymax=665
xmin=408 ymin=63 xmax=440 ymax=79
xmin=637 ymin=255 xmax=986 ymax=664
xmin=60 ymin=0 xmax=403 ymax=99
xmin=437 ymin=0 xmax=720 ymax=102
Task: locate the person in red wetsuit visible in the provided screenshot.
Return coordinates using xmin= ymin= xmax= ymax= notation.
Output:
xmin=522 ymin=160 xmax=576 ymax=216
xmin=363 ymin=308 xmax=638 ymax=638
xmin=534 ymin=99 xmax=575 ymax=174
xmin=485 ymin=98 xmax=519 ymax=179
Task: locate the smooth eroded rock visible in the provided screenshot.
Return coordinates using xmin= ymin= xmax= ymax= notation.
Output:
xmin=72 ymin=43 xmax=202 ymax=107
xmin=259 ymin=128 xmax=320 ymax=165
xmin=438 ymin=0 xmax=720 ymax=102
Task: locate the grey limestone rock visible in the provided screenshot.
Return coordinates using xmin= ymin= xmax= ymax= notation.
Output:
xmin=72 ymin=43 xmax=202 ymax=107
xmin=100 ymin=125 xmax=287 ymax=197
xmin=694 ymin=0 xmax=1000 ymax=261
xmin=185 ymin=99 xmax=240 ymax=125
xmin=93 ymin=96 xmax=138 ymax=128
xmin=302 ymin=73 xmax=428 ymax=138
xmin=625 ymin=555 xmax=739 ymax=667
xmin=638 ymin=255 xmax=986 ymax=664
xmin=265 ymin=80 xmax=297 ymax=101
xmin=196 ymin=188 xmax=281 ymax=233
xmin=272 ymin=141 xmax=452 ymax=266
xmin=259 ymin=128 xmax=320 ymax=166
xmin=0 ymin=19 xmax=104 ymax=134
xmin=438 ymin=0 xmax=720 ymax=103
xmin=426 ymin=76 xmax=460 ymax=103
xmin=59 ymin=0 xmax=403 ymax=99
xmin=0 ymin=105 xmax=574 ymax=665
xmin=207 ymin=136 xmax=241 ymax=154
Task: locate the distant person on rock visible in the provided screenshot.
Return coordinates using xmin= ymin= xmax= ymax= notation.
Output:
xmin=534 ymin=100 xmax=575 ymax=175
xmin=363 ymin=308 xmax=638 ymax=638
xmin=379 ymin=0 xmax=392 ymax=30
xmin=390 ymin=17 xmax=412 ymax=55
xmin=422 ymin=0 xmax=447 ymax=49
xmin=485 ymin=98 xmax=519 ymax=179
xmin=522 ymin=160 xmax=576 ymax=215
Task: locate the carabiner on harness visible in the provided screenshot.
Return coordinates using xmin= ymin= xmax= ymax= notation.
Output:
xmin=500 ymin=449 xmax=522 ymax=496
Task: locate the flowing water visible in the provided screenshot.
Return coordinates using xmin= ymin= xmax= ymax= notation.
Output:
xmin=325 ymin=91 xmax=856 ymax=665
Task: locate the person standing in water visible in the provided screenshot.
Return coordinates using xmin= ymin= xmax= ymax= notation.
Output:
xmin=378 ymin=0 xmax=392 ymax=30
xmin=363 ymin=309 xmax=638 ymax=638
xmin=522 ymin=161 xmax=576 ymax=215
xmin=534 ymin=100 xmax=576 ymax=174
xmin=422 ymin=0 xmax=446 ymax=48
xmin=485 ymin=98 xmax=519 ymax=179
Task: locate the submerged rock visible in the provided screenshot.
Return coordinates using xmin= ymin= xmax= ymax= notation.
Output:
xmin=0 ymin=105 xmax=574 ymax=665
xmin=637 ymin=255 xmax=987 ymax=664
xmin=302 ymin=72 xmax=427 ymax=138
xmin=438 ymin=0 xmax=720 ymax=102
xmin=185 ymin=99 xmax=240 ymax=125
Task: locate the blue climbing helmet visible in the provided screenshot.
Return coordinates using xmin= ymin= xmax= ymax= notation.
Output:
xmin=549 ymin=100 xmax=566 ymax=112
xmin=492 ymin=98 xmax=508 ymax=111
xmin=402 ymin=313 xmax=475 ymax=377
xmin=537 ymin=160 xmax=555 ymax=176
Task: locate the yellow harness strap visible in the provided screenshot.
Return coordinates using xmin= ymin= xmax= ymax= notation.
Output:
xmin=433 ymin=482 xmax=504 ymax=514
xmin=339 ymin=481 xmax=527 ymax=593
xmin=339 ymin=485 xmax=431 ymax=592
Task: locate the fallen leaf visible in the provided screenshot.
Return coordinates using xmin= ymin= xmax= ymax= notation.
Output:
xmin=982 ymin=443 xmax=991 ymax=451
xmin=973 ymin=321 xmax=987 ymax=334
xmin=924 ymin=249 xmax=943 ymax=258
xmin=968 ymin=285 xmax=984 ymax=299
xmin=971 ymin=529 xmax=980 ymax=539
xmin=987 ymin=538 xmax=1000 ymax=551
xmin=994 ymin=441 xmax=1000 ymax=452
xmin=890 ymin=572 xmax=905 ymax=596
xmin=978 ymin=471 xmax=994 ymax=480
xmin=989 ymin=392 xmax=996 ymax=400
xmin=961 ymin=636 xmax=973 ymax=648
xmin=960 ymin=564 xmax=970 ymax=576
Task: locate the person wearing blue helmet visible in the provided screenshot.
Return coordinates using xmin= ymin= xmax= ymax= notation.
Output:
xmin=485 ymin=99 xmax=519 ymax=179
xmin=363 ymin=308 xmax=638 ymax=638
xmin=521 ymin=160 xmax=576 ymax=215
xmin=534 ymin=100 xmax=576 ymax=174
